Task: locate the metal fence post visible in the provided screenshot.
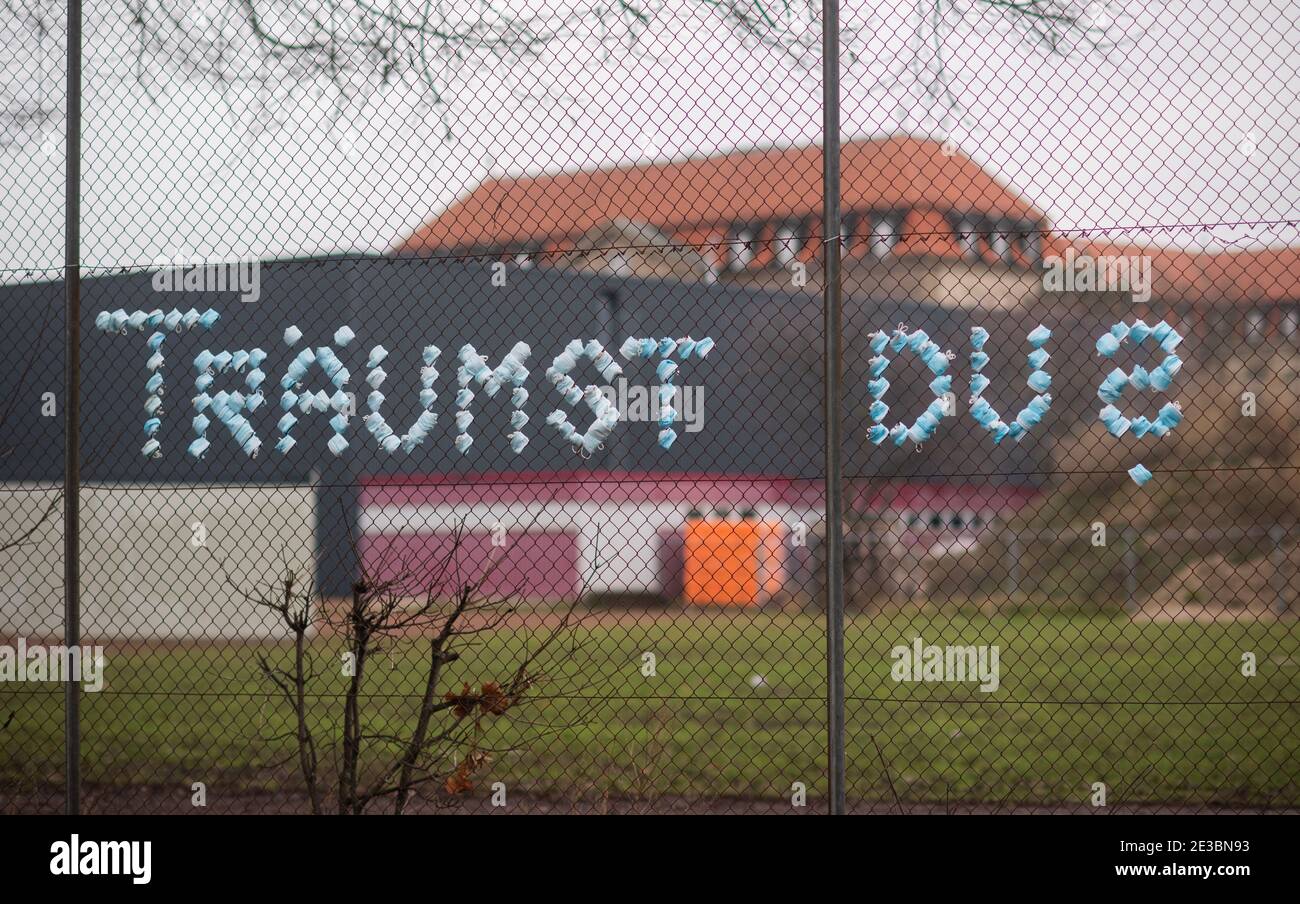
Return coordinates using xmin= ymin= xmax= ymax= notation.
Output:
xmin=822 ymin=0 xmax=846 ymax=816
xmin=64 ymin=0 xmax=82 ymax=817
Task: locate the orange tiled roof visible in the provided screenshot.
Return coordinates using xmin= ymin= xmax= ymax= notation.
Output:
xmin=394 ymin=136 xmax=1045 ymax=254
xmin=1056 ymin=238 xmax=1300 ymax=305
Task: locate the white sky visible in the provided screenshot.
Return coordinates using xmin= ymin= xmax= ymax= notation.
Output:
xmin=1 ymin=0 xmax=1298 ymax=278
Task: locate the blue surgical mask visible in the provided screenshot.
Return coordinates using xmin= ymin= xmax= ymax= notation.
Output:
xmin=922 ymin=347 xmax=949 ymax=376
xmin=1129 ymin=365 xmax=1150 ymax=391
xmin=1096 ymin=332 xmax=1120 ymax=357
xmin=971 ymin=398 xmax=997 ymax=428
xmin=1156 ymin=402 xmax=1182 ymax=430
xmin=1105 ymin=415 xmax=1131 ymax=438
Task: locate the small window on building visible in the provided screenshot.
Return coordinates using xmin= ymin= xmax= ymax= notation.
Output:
xmin=1246 ymin=309 xmax=1266 ymax=346
xmin=605 ymin=251 xmax=633 ymax=277
xmin=1282 ymin=308 xmax=1299 ymax=342
xmin=840 ymin=213 xmax=857 ymax=255
xmin=956 ymin=219 xmax=981 ymax=261
xmin=727 ymin=227 xmax=757 ymax=271
xmin=1021 ymin=228 xmax=1042 ymax=266
xmin=774 ymin=222 xmax=802 ymax=267
xmin=990 ymin=227 xmax=1012 ymax=264
xmin=869 ymin=213 xmax=901 ymax=259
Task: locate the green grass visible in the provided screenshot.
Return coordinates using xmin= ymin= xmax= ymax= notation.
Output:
xmin=3 ymin=611 xmax=1298 ymax=806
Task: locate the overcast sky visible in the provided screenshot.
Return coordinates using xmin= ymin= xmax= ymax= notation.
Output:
xmin=1 ymin=0 xmax=1297 ymax=278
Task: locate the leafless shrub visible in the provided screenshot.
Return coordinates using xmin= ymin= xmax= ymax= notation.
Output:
xmin=227 ymin=519 xmax=593 ymax=814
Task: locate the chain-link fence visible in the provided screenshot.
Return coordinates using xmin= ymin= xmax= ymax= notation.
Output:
xmin=1 ymin=1 xmax=1298 ymax=814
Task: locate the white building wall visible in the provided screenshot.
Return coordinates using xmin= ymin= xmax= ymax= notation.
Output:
xmin=0 ymin=483 xmax=315 ymax=639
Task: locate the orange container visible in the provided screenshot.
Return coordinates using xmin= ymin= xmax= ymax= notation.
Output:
xmin=684 ymin=519 xmax=787 ymax=606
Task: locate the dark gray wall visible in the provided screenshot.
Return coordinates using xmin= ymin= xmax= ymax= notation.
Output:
xmin=4 ymin=258 xmax=1114 ymax=592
